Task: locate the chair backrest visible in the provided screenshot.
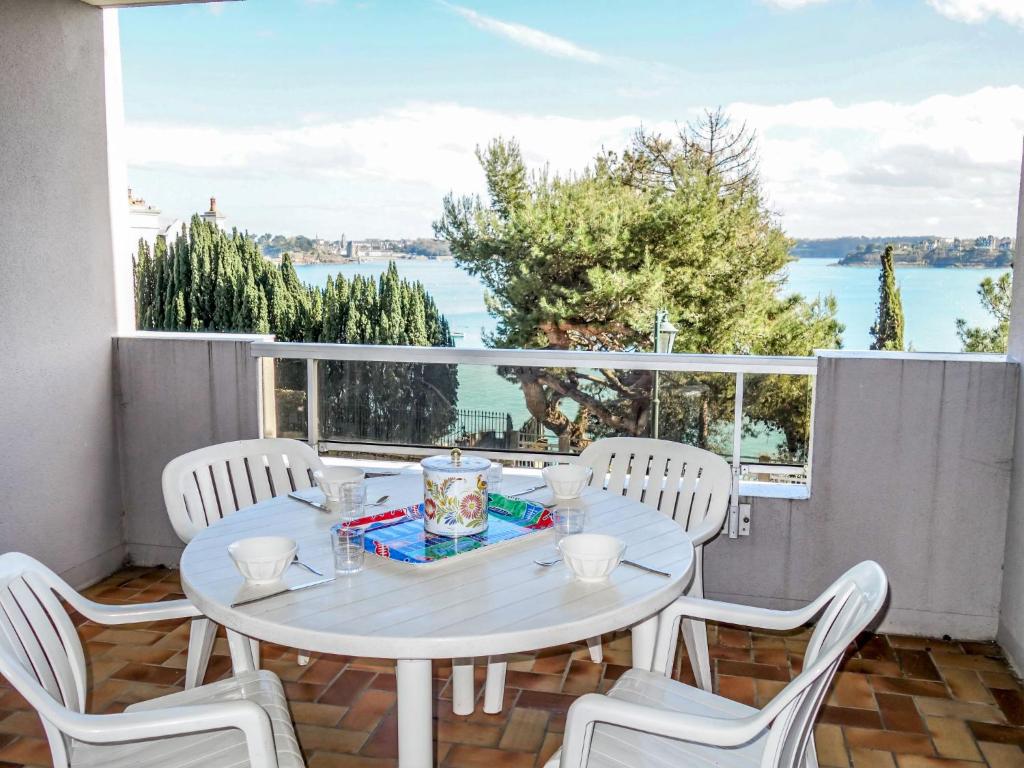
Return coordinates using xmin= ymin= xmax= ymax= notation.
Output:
xmin=0 ymin=553 xmax=89 ymax=767
xmin=163 ymin=438 xmax=324 ymax=543
xmin=760 ymin=561 xmax=888 ymax=768
xmin=575 ymin=437 xmax=731 ymax=535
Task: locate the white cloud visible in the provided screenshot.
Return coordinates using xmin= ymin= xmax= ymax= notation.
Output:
xmin=440 ymin=3 xmax=605 ymax=64
xmin=761 ymin=0 xmax=831 ymax=8
xmin=727 ymin=85 xmax=1024 ymax=236
xmin=927 ymin=0 xmax=1024 ymax=26
xmin=127 ymin=88 xmax=1024 ymax=238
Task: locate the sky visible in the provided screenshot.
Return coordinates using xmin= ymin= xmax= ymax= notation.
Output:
xmin=120 ymin=0 xmax=1024 ymax=240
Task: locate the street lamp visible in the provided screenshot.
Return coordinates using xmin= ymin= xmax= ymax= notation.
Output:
xmin=652 ymin=309 xmax=678 ymax=439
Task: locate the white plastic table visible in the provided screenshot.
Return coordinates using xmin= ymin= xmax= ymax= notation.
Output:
xmin=180 ymin=473 xmax=695 ymax=768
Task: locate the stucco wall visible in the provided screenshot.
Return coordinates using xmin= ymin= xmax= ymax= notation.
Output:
xmin=114 ymin=334 xmax=267 ymax=566
xmin=998 ymin=144 xmax=1024 ymax=672
xmin=705 ymin=352 xmax=1018 ymax=640
xmin=0 ymin=0 xmax=125 ymax=586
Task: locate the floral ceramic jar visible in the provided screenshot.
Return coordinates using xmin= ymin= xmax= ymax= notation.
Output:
xmin=421 ymin=448 xmax=490 ymax=537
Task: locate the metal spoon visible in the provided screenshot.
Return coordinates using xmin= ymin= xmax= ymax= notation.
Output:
xmin=509 ymin=484 xmax=546 ymax=498
xmin=291 ymin=554 xmax=324 ymax=577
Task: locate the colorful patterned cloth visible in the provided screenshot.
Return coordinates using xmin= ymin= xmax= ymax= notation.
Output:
xmin=363 ymin=493 xmax=553 ymax=564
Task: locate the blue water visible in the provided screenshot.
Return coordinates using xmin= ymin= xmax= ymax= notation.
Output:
xmin=294 ymin=258 xmax=1009 ymax=353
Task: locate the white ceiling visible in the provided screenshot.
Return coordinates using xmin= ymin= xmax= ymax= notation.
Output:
xmin=80 ymin=0 xmax=238 ymax=7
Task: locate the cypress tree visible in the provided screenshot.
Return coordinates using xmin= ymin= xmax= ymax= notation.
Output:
xmin=870 ymin=245 xmax=905 ymax=351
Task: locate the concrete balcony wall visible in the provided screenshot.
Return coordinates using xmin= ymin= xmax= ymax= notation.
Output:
xmin=114 ymin=334 xmax=267 ymax=566
xmin=704 ymin=351 xmax=1018 ymax=640
xmin=0 ymin=0 xmax=125 ymax=587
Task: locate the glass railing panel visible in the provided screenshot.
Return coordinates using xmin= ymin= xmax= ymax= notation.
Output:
xmin=271 ymin=358 xmax=307 ymax=440
xmin=740 ymin=372 xmax=814 ymax=479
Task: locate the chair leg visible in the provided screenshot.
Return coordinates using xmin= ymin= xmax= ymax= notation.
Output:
xmin=227 ymin=629 xmax=258 ymax=673
xmin=483 ymin=659 xmax=507 ymax=714
xmin=586 ymin=635 xmax=603 ymax=663
xmin=184 ymin=617 xmax=217 ymax=689
xmin=804 ymin=735 xmax=819 ymax=768
xmin=681 ymin=617 xmax=712 ymax=691
xmin=451 ymin=659 xmax=475 ymax=716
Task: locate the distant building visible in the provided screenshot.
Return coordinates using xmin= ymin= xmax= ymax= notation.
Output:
xmin=200 ymin=196 xmax=226 ymax=230
xmin=127 ymin=188 xmax=162 ymax=258
xmin=347 ymin=241 xmax=369 ymax=259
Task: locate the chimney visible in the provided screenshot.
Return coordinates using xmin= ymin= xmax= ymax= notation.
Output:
xmin=209 ymin=197 xmax=217 ymax=214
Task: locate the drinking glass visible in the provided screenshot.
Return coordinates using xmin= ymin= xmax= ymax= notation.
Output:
xmin=331 ymin=524 xmax=365 ymax=575
xmin=554 ymin=505 xmax=585 ymax=536
xmin=339 ymin=481 xmax=366 ymax=520
xmin=314 ymin=467 xmax=365 ymax=515
xmin=487 ymin=462 xmax=503 ymax=494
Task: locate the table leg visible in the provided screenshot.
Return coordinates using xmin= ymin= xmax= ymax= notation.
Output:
xmin=396 ymin=659 xmax=434 ymax=768
xmin=227 ymin=629 xmax=258 ymax=673
xmin=631 ymin=616 xmax=658 ymax=672
xmin=483 ymin=658 xmax=507 ymax=714
xmin=451 ymin=658 xmax=475 ymax=716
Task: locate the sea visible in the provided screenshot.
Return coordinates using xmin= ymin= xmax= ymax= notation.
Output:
xmin=293 ymin=257 xmax=1011 ymax=449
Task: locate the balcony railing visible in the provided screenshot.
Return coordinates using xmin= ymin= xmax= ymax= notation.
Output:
xmin=250 ymin=341 xmax=817 ymax=537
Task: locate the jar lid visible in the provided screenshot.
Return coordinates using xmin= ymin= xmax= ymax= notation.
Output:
xmin=421 ymin=449 xmax=490 ymax=473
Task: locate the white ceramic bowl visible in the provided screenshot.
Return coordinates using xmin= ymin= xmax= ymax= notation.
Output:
xmin=542 ymin=464 xmax=592 ymax=500
xmin=228 ymin=536 xmax=297 ymax=585
xmin=558 ymin=533 xmax=625 ymax=582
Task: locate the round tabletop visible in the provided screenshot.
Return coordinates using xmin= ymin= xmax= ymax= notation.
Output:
xmin=180 ymin=472 xmax=695 ymax=660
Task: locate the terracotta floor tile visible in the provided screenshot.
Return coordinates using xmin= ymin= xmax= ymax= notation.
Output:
xmin=978 ymin=741 xmax=1024 ymax=767
xmin=942 ymin=669 xmax=994 ymax=704
xmin=309 ymin=753 xmax=398 ymax=767
xmin=498 ymin=708 xmax=548 ymax=752
xmin=515 ymin=690 xmax=579 ymax=715
xmin=993 ymin=689 xmax=1024 ymax=726
xmin=504 ymin=671 xmax=564 ymax=693
xmin=320 ymin=669 xmax=377 ymax=707
xmin=820 ymin=706 xmax=885 ymax=729
xmin=844 ymin=727 xmax=935 ymax=755
xmin=436 ymin=719 xmax=502 ymax=747
xmin=894 ymin=757 xmax=986 ymax=768
xmin=968 ymin=721 xmax=1024 ymax=746
xmin=898 ymin=651 xmax=943 ymax=682
xmin=925 ymin=716 xmax=983 ymax=761
xmin=930 ymin=653 xmax=1008 ymax=673
xmin=871 ymin=677 xmax=951 ymax=699
xmin=815 ymin=723 xmax=851 ymax=767
xmin=851 ymin=748 xmax=898 ymax=768
xmin=980 ymin=673 xmax=1022 ymax=692
xmin=916 ymin=698 xmax=1006 ymax=724
xmin=292 ymin=701 xmax=349 ymax=727
xmin=718 ymin=674 xmax=756 ymax=706
xmin=443 ymin=744 xmax=536 ymax=767
xmin=561 ymin=659 xmax=602 ymax=695
xmin=296 ymin=723 xmax=369 ymax=753
xmin=831 ymin=672 xmax=879 ymax=710
xmin=717 ymin=660 xmax=789 ymax=681
xmin=536 ymin=731 xmax=562 ymax=766
xmin=877 ymin=693 xmax=926 ymax=733
xmin=341 ymin=688 xmax=397 ymax=732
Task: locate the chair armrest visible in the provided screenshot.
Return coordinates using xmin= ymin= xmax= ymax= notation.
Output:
xmin=66 ymin=596 xmax=201 ymax=626
xmin=686 ymin=516 xmax=723 ymax=547
xmin=558 ymin=693 xmax=765 ymax=767
xmin=56 ymin=701 xmax=278 ymax=768
xmin=651 ymin=594 xmax=831 ymax=675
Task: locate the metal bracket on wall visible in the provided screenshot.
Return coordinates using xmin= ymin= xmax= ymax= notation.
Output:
xmin=727 ymin=466 xmax=741 ymax=538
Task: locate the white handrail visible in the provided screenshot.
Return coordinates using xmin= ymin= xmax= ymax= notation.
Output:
xmin=249 ymin=341 xmax=817 ymax=375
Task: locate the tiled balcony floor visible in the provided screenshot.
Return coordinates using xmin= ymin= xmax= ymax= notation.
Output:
xmin=1 ymin=568 xmax=1023 ymax=767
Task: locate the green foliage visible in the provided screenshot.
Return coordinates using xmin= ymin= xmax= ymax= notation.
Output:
xmin=435 ymin=115 xmax=842 ymax=458
xmin=133 ymin=219 xmax=458 ymax=443
xmin=869 ymin=245 xmax=905 ymax=351
xmin=956 ymin=272 xmax=1011 ymax=353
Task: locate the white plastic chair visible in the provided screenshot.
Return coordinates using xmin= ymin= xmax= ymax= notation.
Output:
xmin=162 ymin=438 xmax=324 ymax=673
xmin=544 ymin=561 xmax=888 ymax=768
xmin=0 ymin=552 xmax=304 ymax=768
xmin=474 ymin=437 xmax=731 ymax=714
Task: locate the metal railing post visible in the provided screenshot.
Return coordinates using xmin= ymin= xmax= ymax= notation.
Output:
xmin=306 ymin=358 xmax=319 ymax=451
xmin=728 ymin=371 xmax=744 ymax=539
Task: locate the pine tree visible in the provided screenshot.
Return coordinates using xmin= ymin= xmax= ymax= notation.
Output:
xmin=870 ymin=245 xmax=905 ymax=351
